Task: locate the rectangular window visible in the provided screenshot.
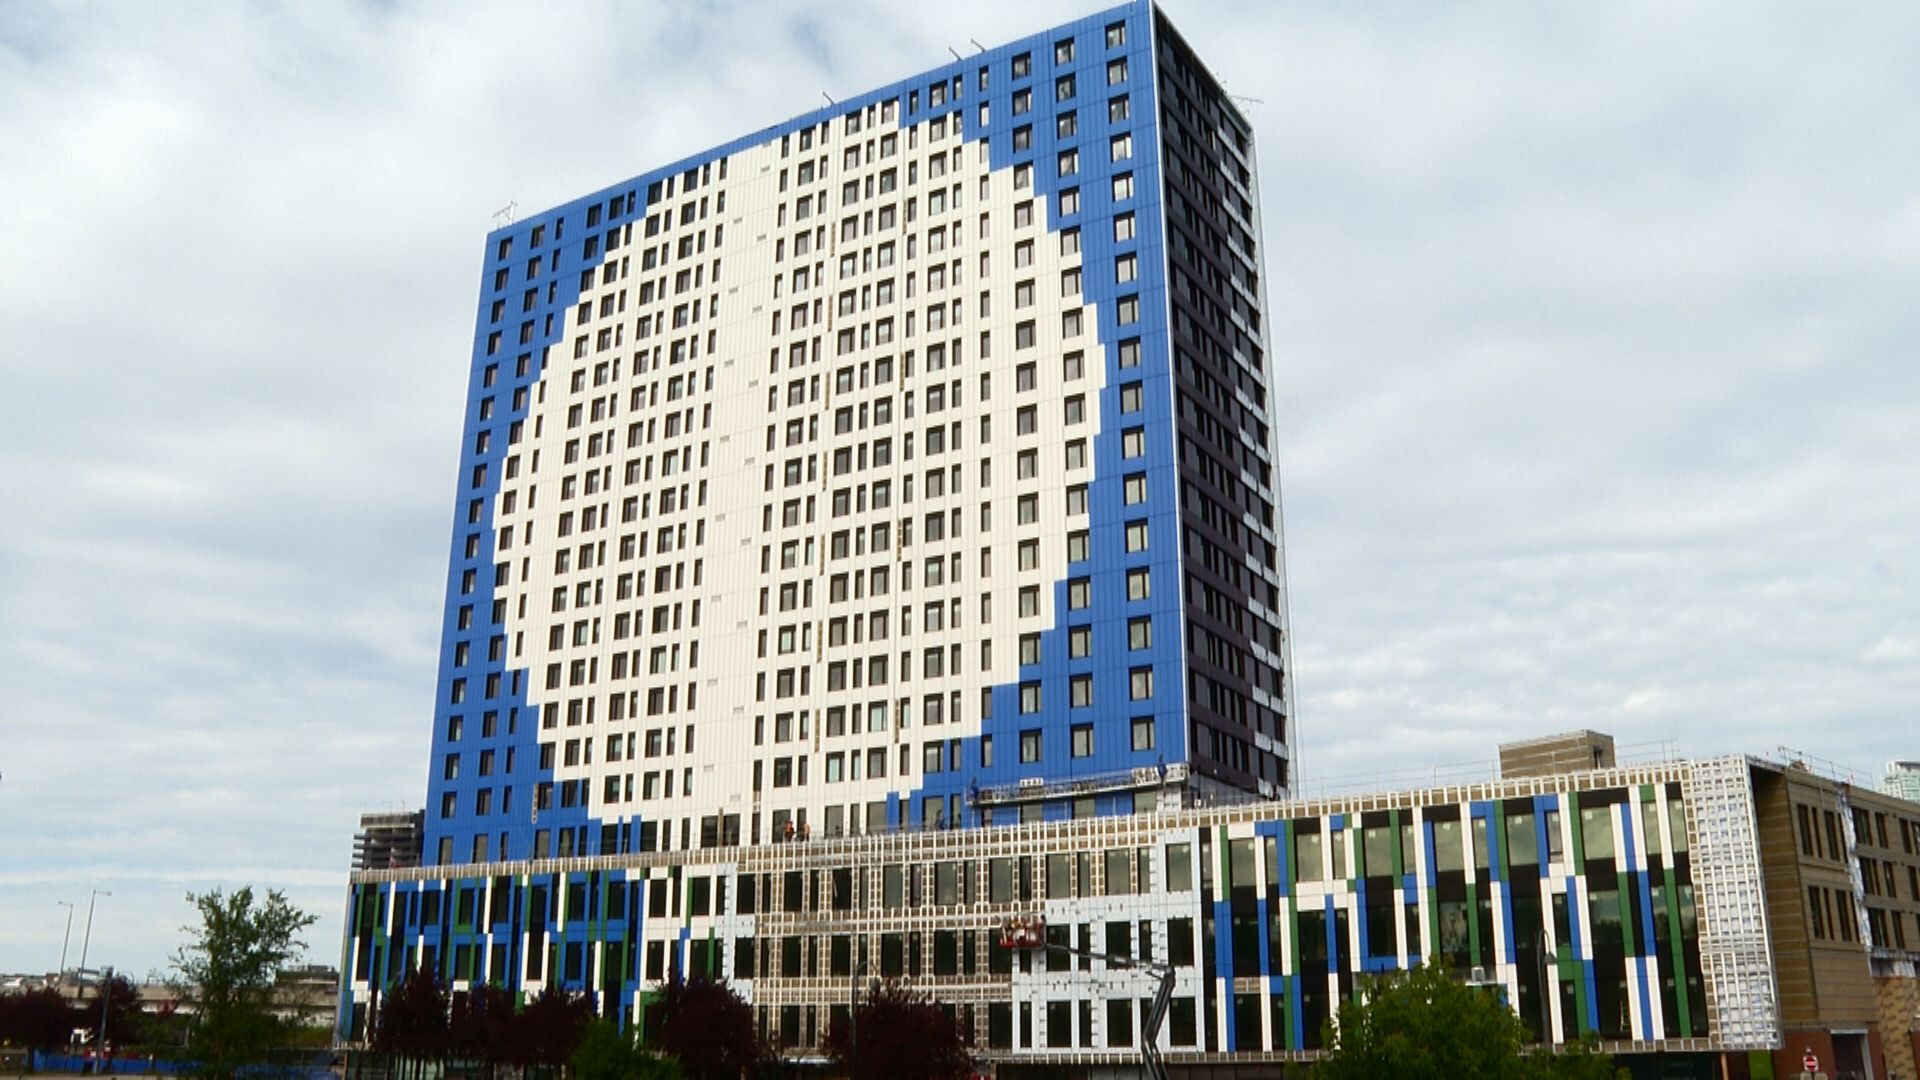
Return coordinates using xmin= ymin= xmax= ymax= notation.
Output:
xmin=1020 ymin=728 xmax=1042 ymax=762
xmin=1131 ymin=716 xmax=1155 ymax=751
xmin=1129 ymin=667 xmax=1154 ymax=700
xmin=1068 ymin=625 xmax=1092 ymax=658
xmin=1070 ymin=678 xmax=1093 ymax=710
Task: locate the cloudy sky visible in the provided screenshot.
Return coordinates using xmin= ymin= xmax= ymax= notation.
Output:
xmin=2 ymin=0 xmax=1915 ymax=978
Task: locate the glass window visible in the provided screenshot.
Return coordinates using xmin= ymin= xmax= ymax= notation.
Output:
xmin=1581 ymin=805 xmax=1615 ymax=862
xmin=1295 ymin=831 xmax=1323 ymax=883
xmin=1362 ymin=826 xmax=1393 ymax=877
xmin=1428 ymin=820 xmax=1462 ymax=873
xmin=1506 ymin=811 xmax=1539 ymax=865
xmin=1131 ymin=717 xmax=1155 ymax=751
xmin=1071 ymin=723 xmax=1093 ymax=755
xmin=1165 ymin=843 xmax=1193 ymax=891
xmin=1068 ymin=625 xmax=1092 ymax=657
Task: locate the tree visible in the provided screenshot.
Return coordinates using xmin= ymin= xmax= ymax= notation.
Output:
xmin=0 ymin=987 xmax=76 ymax=1056
xmin=651 ymin=977 xmax=760 ymax=1080
xmin=374 ymin=968 xmax=449 ymax=1080
xmin=1315 ymin=963 xmax=1624 ymax=1080
xmin=501 ymin=989 xmax=591 ymax=1077
xmin=171 ymin=886 xmax=318 ymax=1078
xmin=447 ymin=983 xmax=516 ymax=1078
xmin=569 ymin=1018 xmax=682 ymax=1080
xmin=823 ymin=980 xmax=972 ymax=1080
xmin=80 ymin=972 xmax=148 ymax=1049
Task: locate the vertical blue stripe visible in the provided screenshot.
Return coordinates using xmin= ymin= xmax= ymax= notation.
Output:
xmin=1323 ymin=893 xmax=1338 ymax=967
xmin=1290 ymin=973 xmax=1304 ymax=1049
xmin=1256 ymin=897 xmax=1272 ymax=975
xmin=1423 ymin=820 xmax=1438 ymax=889
xmin=1499 ymin=880 xmax=1515 ymax=964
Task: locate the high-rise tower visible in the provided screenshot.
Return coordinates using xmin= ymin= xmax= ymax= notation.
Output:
xmin=420 ymin=0 xmax=1290 ymax=870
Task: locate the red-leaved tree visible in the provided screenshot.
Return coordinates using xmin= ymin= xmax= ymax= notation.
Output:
xmin=653 ymin=976 xmax=760 ymax=1080
xmin=824 ymin=980 xmax=972 ymax=1080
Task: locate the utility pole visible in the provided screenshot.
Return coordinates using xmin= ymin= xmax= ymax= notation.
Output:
xmin=78 ymin=889 xmax=110 ymax=975
xmin=97 ymin=966 xmax=115 ymax=1060
xmin=57 ymin=901 xmax=75 ymax=991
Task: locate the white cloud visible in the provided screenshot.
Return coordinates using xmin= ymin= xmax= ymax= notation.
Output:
xmin=2 ymin=0 xmax=1917 ymax=976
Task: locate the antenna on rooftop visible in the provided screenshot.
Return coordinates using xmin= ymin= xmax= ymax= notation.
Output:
xmin=969 ymin=38 xmax=986 ymax=53
xmin=822 ymin=91 xmax=835 ymax=106
xmin=947 ymin=45 xmax=962 ymax=61
xmin=492 ymin=201 xmax=517 ymax=226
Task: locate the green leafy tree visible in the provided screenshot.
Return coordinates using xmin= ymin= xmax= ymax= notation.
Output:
xmin=570 ymin=1019 xmax=682 ymax=1080
xmin=1316 ymin=963 xmax=1624 ymax=1080
xmin=170 ymin=886 xmax=318 ymax=1078
xmin=823 ymin=980 xmax=973 ymax=1080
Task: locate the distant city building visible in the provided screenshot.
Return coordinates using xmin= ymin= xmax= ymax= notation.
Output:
xmin=1883 ymin=760 xmax=1920 ymax=804
xmin=353 ymin=811 xmax=423 ymax=872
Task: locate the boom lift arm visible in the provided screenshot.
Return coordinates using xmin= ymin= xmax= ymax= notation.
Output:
xmin=1000 ymin=917 xmax=1176 ymax=1080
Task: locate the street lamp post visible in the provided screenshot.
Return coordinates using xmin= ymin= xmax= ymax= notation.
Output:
xmin=78 ymin=889 xmax=110 ymax=976
xmin=96 ymin=966 xmax=115 ymax=1061
xmin=57 ymin=901 xmax=75 ymax=990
